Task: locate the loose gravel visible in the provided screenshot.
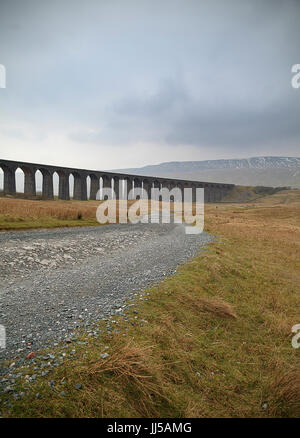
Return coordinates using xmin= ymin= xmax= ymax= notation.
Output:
xmin=0 ymin=222 xmax=213 ymax=377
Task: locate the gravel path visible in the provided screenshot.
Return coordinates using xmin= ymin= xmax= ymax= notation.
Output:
xmin=0 ymin=222 xmax=213 ymax=374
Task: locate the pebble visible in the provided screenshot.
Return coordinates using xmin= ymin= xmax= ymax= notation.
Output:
xmin=100 ymin=353 xmax=109 ymax=359
xmin=3 ymin=386 xmax=14 ymax=394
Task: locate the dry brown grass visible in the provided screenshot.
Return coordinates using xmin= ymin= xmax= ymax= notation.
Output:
xmin=0 ymin=197 xmax=99 ymax=220
xmin=268 ymin=364 xmax=300 ymax=416
xmin=0 ymin=197 xmax=139 ymax=229
xmin=79 ymin=342 xmax=172 ymax=417
xmin=193 ymin=296 xmax=237 ymax=319
xmin=1 ymin=189 xmax=300 ymax=417
xmin=0 ymin=197 xmax=185 ymax=229
xmin=0 ymin=197 xmax=185 ymax=220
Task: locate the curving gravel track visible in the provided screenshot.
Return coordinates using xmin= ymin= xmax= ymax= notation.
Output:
xmin=0 ymin=222 xmax=213 ymax=373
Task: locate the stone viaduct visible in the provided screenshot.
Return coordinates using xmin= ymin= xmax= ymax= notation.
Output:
xmin=0 ymin=159 xmax=234 ymax=202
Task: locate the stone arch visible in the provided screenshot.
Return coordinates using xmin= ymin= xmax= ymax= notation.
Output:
xmin=57 ymin=169 xmax=70 ymax=200
xmin=20 ymin=165 xmax=36 ymax=197
xmin=1 ymin=163 xmax=16 ymax=195
xmin=113 ymin=175 xmax=120 ymax=200
xmin=142 ymin=178 xmax=152 ymax=199
xmin=123 ymin=176 xmax=133 ymax=200
xmin=69 ymin=173 xmax=74 ymax=199
xmin=87 ymin=175 xmax=91 ymax=199
xmin=37 ymin=167 xmax=54 ymax=199
xmin=133 ymin=177 xmax=142 ymax=200
xmin=89 ymin=173 xmax=100 ymax=200
xmin=216 ymin=184 xmax=221 ymax=202
xmin=101 ymin=174 xmax=112 ymax=200
xmin=167 ymin=181 xmax=175 ymax=202
xmin=152 ymin=179 xmax=161 ymax=201
xmin=15 ymin=166 xmax=25 ymax=195
xmin=177 ymin=182 xmax=184 ymax=203
xmin=191 ymin=182 xmax=197 ymax=203
xmin=35 ymin=169 xmax=43 ymax=197
xmin=52 ymin=171 xmax=59 ymax=197
xmin=72 ymin=170 xmax=87 ymax=201
xmin=206 ymin=184 xmax=213 ymax=203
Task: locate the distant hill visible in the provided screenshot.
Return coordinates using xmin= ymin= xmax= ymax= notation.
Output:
xmin=112 ymin=156 xmax=300 ymax=188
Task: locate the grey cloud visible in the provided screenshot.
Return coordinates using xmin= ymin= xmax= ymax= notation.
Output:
xmin=70 ymin=75 xmax=300 ymax=152
xmin=1 ymin=0 xmax=300 ymax=164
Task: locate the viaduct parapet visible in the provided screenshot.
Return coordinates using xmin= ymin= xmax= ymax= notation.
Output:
xmin=0 ymin=159 xmax=235 ymax=202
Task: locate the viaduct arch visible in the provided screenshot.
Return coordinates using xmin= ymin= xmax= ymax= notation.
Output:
xmin=0 ymin=159 xmax=234 ymax=202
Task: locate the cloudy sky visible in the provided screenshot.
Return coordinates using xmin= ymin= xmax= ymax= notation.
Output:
xmin=0 ymin=0 xmax=299 ymax=170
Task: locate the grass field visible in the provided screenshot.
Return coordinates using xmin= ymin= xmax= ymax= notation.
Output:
xmin=0 ymin=185 xmax=288 ymax=231
xmin=0 ymin=190 xmax=299 ymax=417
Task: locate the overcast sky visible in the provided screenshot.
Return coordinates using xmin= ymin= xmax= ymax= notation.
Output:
xmin=0 ymin=0 xmax=299 ymax=170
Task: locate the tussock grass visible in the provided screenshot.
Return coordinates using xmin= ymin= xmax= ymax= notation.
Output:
xmin=79 ymin=342 xmax=174 ymax=417
xmin=181 ymin=294 xmax=237 ymax=319
xmin=267 ymin=364 xmax=300 ymax=416
xmin=1 ymin=190 xmax=300 ymax=417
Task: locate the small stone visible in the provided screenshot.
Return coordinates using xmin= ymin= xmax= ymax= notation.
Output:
xmin=60 ymin=391 xmax=66 ymax=397
xmin=3 ymin=386 xmax=14 ymax=394
xmin=26 ymin=352 xmax=35 ymax=359
xmin=100 ymin=353 xmax=109 ymax=359
xmin=74 ymin=383 xmax=82 ymax=390
xmin=39 ymin=259 xmax=50 ymax=266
